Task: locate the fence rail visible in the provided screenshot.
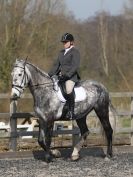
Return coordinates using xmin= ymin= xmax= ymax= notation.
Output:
xmin=0 ymin=92 xmax=133 ymax=151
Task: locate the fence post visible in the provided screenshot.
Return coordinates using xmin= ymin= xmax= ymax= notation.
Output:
xmin=9 ymin=99 xmax=17 ymax=151
xmin=131 ymin=97 xmax=133 ymax=146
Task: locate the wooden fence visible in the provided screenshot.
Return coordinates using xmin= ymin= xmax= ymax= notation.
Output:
xmin=0 ymin=92 xmax=133 ymax=151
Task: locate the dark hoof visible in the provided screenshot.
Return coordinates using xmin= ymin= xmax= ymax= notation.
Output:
xmin=45 ymin=153 xmax=52 ymax=163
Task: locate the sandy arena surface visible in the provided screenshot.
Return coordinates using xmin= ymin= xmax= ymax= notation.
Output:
xmin=0 ymin=146 xmax=133 ymax=177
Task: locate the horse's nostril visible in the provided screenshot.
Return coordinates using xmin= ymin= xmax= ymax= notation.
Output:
xmin=11 ymin=93 xmax=19 ymax=100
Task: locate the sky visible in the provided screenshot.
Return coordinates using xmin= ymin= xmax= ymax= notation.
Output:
xmin=65 ymin=0 xmax=128 ymax=20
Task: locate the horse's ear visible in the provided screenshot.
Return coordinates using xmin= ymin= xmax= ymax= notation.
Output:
xmin=16 ymin=56 xmax=20 ymax=61
xmin=23 ymin=56 xmax=28 ymax=67
xmin=25 ymin=56 xmax=28 ymax=62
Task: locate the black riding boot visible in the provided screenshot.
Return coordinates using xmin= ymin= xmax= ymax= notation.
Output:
xmin=66 ymin=92 xmax=75 ymax=120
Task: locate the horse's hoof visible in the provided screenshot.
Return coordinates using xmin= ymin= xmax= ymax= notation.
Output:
xmin=104 ymin=156 xmax=110 ymax=161
xmin=51 ymin=149 xmax=61 ymax=158
xmin=104 ymin=154 xmax=112 ymax=161
xmin=45 ymin=153 xmax=52 ymax=163
xmin=71 ymin=154 xmax=80 ymax=161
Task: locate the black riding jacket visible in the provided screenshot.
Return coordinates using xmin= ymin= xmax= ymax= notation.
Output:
xmin=48 ymin=47 xmax=80 ymax=82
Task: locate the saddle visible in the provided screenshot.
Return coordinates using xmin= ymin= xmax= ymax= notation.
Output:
xmin=55 ymin=82 xmax=87 ymax=103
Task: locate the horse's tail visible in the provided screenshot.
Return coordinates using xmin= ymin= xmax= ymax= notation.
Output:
xmin=109 ymin=99 xmax=117 ymax=134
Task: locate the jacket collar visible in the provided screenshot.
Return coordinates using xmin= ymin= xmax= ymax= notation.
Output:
xmin=61 ymin=46 xmax=74 ymax=55
xmin=64 ymin=46 xmax=74 ymax=55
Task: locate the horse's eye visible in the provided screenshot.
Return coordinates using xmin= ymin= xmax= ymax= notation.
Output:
xmin=18 ymin=73 xmax=22 ymax=76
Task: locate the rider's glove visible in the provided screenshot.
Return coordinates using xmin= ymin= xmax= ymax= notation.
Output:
xmin=51 ymin=75 xmax=58 ymax=81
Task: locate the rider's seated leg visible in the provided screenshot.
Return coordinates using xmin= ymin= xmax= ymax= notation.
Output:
xmin=65 ymin=80 xmax=75 ymax=119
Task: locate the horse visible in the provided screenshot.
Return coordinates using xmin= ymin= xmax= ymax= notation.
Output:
xmin=11 ymin=59 xmax=115 ymax=162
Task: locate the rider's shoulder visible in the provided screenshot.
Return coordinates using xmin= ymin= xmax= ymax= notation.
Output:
xmin=58 ymin=49 xmax=65 ymax=57
xmin=60 ymin=49 xmax=65 ymax=53
xmin=72 ymin=47 xmax=79 ymax=52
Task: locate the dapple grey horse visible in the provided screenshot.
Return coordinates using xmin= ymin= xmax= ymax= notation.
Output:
xmin=11 ymin=59 xmax=115 ymax=162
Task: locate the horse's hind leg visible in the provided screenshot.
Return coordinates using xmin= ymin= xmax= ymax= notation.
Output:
xmin=94 ymin=105 xmax=113 ymax=158
xmin=71 ymin=116 xmax=89 ymax=161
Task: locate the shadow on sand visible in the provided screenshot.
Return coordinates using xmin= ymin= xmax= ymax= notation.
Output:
xmin=33 ymin=146 xmax=106 ymax=161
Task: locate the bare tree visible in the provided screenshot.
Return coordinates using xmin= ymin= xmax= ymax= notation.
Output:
xmin=0 ymin=0 xmax=68 ymax=91
xmin=98 ymin=11 xmax=109 ymax=76
xmin=0 ymin=0 xmax=29 ymax=91
xmin=123 ymin=0 xmax=133 ymax=19
xmin=114 ymin=24 xmax=130 ymax=90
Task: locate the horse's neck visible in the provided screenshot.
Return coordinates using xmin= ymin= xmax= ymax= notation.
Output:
xmin=26 ymin=64 xmax=51 ymax=89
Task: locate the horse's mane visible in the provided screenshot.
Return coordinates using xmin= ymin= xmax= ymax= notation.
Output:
xmin=27 ymin=62 xmax=49 ymax=77
xmin=17 ymin=59 xmax=50 ymax=78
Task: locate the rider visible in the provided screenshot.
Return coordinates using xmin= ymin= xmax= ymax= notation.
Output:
xmin=48 ymin=33 xmax=81 ymax=119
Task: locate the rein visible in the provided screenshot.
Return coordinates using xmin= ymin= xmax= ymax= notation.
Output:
xmin=29 ymin=81 xmax=53 ymax=88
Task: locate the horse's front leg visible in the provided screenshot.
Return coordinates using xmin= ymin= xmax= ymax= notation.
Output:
xmin=38 ymin=119 xmax=54 ymax=162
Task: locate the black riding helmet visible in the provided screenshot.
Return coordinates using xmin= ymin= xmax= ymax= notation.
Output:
xmin=61 ymin=33 xmax=74 ymax=42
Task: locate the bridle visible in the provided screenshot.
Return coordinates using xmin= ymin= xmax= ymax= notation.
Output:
xmin=12 ymin=61 xmax=53 ymax=95
xmin=12 ymin=61 xmax=28 ymax=95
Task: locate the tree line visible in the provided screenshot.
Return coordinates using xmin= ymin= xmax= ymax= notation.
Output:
xmin=0 ymin=0 xmax=133 ymax=92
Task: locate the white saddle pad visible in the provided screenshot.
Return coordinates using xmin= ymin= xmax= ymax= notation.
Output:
xmin=56 ymin=86 xmax=87 ymax=103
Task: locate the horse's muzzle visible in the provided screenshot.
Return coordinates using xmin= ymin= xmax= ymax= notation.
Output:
xmin=11 ymin=87 xmax=21 ymax=100
xmin=10 ymin=93 xmax=20 ymax=100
